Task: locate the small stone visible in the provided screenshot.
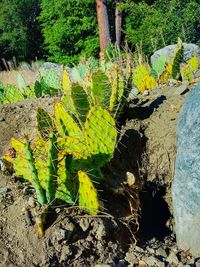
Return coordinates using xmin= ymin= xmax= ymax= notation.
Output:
xmin=128 ymin=88 xmax=140 ymax=101
xmin=168 ymin=79 xmax=178 ymax=86
xmin=56 ymin=229 xmax=66 ymax=242
xmin=174 ymin=81 xmax=189 ymax=95
xmin=156 ymin=247 xmax=167 ymax=258
xmin=143 ymin=90 xmax=149 ymax=96
xmin=27 ymin=197 xmax=35 ymax=208
xmin=135 ymin=246 xmax=144 ymax=253
xmin=195 ymin=259 xmax=200 ymax=267
xmin=0 ymin=187 xmax=8 ymax=194
xmin=95 ymin=264 xmax=112 ymax=267
xmin=79 ymin=218 xmax=90 ymax=232
xmin=117 ymin=259 xmax=127 ymax=267
xmin=143 ymin=256 xmax=165 ymax=267
xmin=146 ymin=247 xmax=155 ymax=254
xmin=194 ymin=69 xmax=200 ymax=79
xmin=138 ymin=260 xmax=147 ymax=267
xmin=167 ymin=252 xmax=179 ymax=265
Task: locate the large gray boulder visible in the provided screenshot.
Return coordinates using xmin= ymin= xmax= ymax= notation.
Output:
xmin=172 ymin=86 xmax=200 ymax=256
xmin=151 ymin=43 xmax=200 ymax=66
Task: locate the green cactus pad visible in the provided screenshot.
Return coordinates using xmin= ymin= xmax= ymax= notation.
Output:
xmin=84 ymin=106 xmax=117 ymax=166
xmin=46 ymin=131 xmax=58 ymax=202
xmin=152 ymin=55 xmax=167 ymax=77
xmin=78 ymin=170 xmax=99 ymax=215
xmin=11 ymin=138 xmax=32 ymax=181
xmin=17 ymin=73 xmax=26 ymax=94
xmin=54 ymin=102 xmax=83 ymax=139
xmin=71 ymin=83 xmax=90 ymax=123
xmin=57 ymin=136 xmax=89 ymax=159
xmin=56 ymin=153 xmax=75 ymax=204
xmin=91 ymin=70 xmax=111 ymax=107
xmin=3 ymin=84 xmax=24 ymax=103
xmin=41 ymin=69 xmax=61 ymax=90
xmin=172 ymin=38 xmax=183 ymax=80
xmin=36 ymin=108 xmax=54 ymax=141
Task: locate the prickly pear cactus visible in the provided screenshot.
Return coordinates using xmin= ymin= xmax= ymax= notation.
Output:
xmin=133 ymin=64 xmax=149 ymax=92
xmin=187 ymin=56 xmax=199 ymax=73
xmin=71 ymin=83 xmax=90 ymax=123
xmin=91 ymin=70 xmax=111 ymax=107
xmin=54 ymin=102 xmax=83 ymax=138
xmin=152 ymin=55 xmax=167 ymax=78
xmin=40 ymin=69 xmax=61 ymax=91
xmin=84 ymin=106 xmax=117 ymax=166
xmin=36 ymin=108 xmax=54 ymax=141
xmin=78 ymin=170 xmax=99 ymax=216
xmin=134 ymin=64 xmax=157 ymax=92
xmin=172 ymin=38 xmax=183 ymax=80
xmin=180 ymin=63 xmax=194 ymax=81
xmin=3 ymin=84 xmax=24 ymax=103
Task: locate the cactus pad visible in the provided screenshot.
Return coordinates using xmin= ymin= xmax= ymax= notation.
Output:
xmin=92 ymin=70 xmax=111 ymax=107
xmin=36 ymin=108 xmax=54 ymax=141
xmin=54 ymin=102 xmax=83 ymax=139
xmin=78 ymin=170 xmax=99 ymax=215
xmin=84 ymin=106 xmax=117 ymax=166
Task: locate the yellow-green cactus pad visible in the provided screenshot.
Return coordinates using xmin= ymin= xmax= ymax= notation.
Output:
xmin=84 ymin=106 xmax=117 ymax=166
xmin=78 ymin=170 xmax=99 ymax=215
xmin=54 ymin=102 xmax=83 ymax=139
xmin=36 ymin=108 xmax=54 ymax=141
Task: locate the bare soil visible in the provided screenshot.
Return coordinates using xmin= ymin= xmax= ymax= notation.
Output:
xmin=0 ymin=83 xmax=197 ymax=266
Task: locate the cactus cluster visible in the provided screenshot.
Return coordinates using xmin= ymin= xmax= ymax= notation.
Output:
xmin=5 ymin=97 xmax=117 ymax=220
xmin=61 ymin=64 xmax=127 ymax=119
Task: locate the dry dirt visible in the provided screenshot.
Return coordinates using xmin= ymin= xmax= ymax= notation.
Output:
xmin=0 ymin=83 xmax=197 ymax=266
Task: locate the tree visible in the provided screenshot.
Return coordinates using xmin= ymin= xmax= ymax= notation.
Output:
xmin=115 ymin=0 xmax=123 ymax=47
xmin=39 ymin=0 xmax=99 ymax=65
xmin=96 ymin=0 xmax=111 ymax=52
xmin=0 ymin=0 xmax=42 ymax=61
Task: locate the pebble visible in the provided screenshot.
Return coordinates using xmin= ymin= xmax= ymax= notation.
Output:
xmin=0 ymin=187 xmax=8 ymax=194
xmin=173 ymin=81 xmax=189 ymax=95
xmin=167 ymin=252 xmax=179 ymax=265
xmin=79 ymin=218 xmax=90 ymax=232
xmin=156 ymin=247 xmax=167 ymax=258
xmin=196 ymin=259 xmax=200 ymax=267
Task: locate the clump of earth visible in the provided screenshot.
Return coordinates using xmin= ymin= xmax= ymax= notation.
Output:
xmin=0 ymin=81 xmax=200 ymax=266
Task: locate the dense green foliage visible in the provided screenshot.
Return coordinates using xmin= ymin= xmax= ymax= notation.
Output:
xmin=0 ymin=0 xmax=200 ymax=64
xmin=39 ymin=0 xmax=99 ymax=65
xmin=0 ymin=0 xmax=42 ymax=61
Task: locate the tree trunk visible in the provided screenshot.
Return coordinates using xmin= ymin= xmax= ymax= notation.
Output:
xmin=115 ymin=1 xmax=122 ymax=48
xmin=96 ymin=0 xmax=111 ymax=52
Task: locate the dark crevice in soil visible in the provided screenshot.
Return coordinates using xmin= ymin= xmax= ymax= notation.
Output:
xmin=137 ymin=182 xmax=172 ymax=244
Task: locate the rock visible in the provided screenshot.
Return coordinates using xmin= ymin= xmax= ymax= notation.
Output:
xmin=0 ymin=187 xmax=8 ymax=194
xmin=196 ymin=259 xmax=200 ymax=267
xmin=55 ymin=228 xmax=66 ymax=242
xmin=138 ymin=260 xmax=147 ymax=267
xmin=143 ymin=256 xmax=165 ymax=267
xmin=79 ymin=218 xmax=90 ymax=232
xmin=194 ymin=69 xmax=200 ymax=79
xmin=156 ymin=247 xmax=167 ymax=258
xmin=173 ymin=81 xmax=189 ymax=95
xmin=151 ymin=43 xmax=200 ymax=66
xmin=166 ymin=252 xmax=179 ymax=265
xmin=27 ymin=197 xmax=35 ymax=208
xmin=116 ymin=259 xmax=127 ymax=267
xmin=172 ymin=86 xmax=200 ymax=256
xmin=128 ymin=87 xmax=139 ymax=101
